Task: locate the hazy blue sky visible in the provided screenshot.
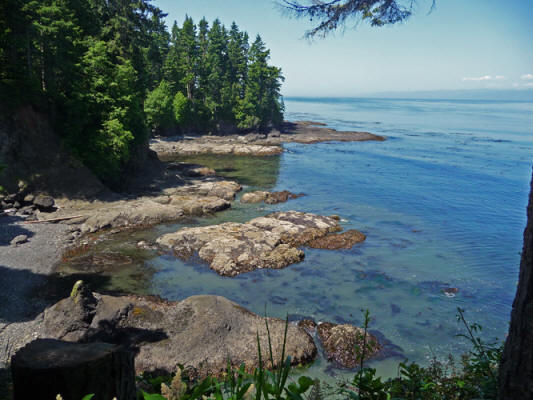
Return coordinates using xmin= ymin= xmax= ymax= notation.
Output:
xmin=153 ymin=0 xmax=533 ymax=97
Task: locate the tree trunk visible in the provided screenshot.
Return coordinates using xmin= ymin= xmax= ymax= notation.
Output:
xmin=11 ymin=339 xmax=136 ymax=400
xmin=499 ymin=169 xmax=533 ymax=399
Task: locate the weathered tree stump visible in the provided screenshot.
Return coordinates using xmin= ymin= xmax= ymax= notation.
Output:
xmin=11 ymin=339 xmax=136 ymax=400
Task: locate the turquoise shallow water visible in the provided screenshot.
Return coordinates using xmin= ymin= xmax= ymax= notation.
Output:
xmin=59 ymin=97 xmax=533 ymax=380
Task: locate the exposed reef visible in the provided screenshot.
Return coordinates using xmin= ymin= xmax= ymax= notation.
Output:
xmin=151 ymin=121 xmax=385 ymax=158
xmin=157 ymin=211 xmax=366 ymax=276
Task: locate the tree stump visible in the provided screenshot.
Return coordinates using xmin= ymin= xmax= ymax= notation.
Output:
xmin=11 ymin=339 xmax=136 ymax=400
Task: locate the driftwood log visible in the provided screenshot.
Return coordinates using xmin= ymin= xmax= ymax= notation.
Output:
xmin=11 ymin=339 xmax=136 ymax=400
xmin=23 ymin=215 xmax=85 ymax=224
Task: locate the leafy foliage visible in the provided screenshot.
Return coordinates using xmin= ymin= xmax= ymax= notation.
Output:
xmin=0 ymin=1 xmax=284 ymax=186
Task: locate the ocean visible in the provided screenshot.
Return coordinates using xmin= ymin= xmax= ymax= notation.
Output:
xmin=59 ymin=96 xmax=533 ymax=379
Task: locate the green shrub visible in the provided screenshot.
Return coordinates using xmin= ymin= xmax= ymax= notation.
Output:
xmin=145 ymin=80 xmax=176 ymax=132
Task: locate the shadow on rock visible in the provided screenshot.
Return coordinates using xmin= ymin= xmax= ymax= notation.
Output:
xmin=0 ymin=265 xmax=112 ymax=324
xmin=0 ymin=215 xmax=34 ymax=247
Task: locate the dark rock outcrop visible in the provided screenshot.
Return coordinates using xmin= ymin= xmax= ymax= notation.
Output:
xmin=40 ymin=287 xmax=317 ymax=378
xmin=32 ymin=194 xmax=55 ymax=211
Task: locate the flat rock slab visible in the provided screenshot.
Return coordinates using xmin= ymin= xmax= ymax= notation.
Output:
xmin=157 ymin=211 xmax=359 ymax=276
xmin=41 ymin=179 xmax=240 ymax=234
xmin=41 ymin=292 xmax=317 ymax=378
xmin=152 ymin=141 xmax=283 ymax=157
xmin=241 ymin=190 xmax=305 ymax=205
xmin=163 ymin=179 xmax=242 ymax=201
xmin=150 ymin=121 xmax=385 ymax=157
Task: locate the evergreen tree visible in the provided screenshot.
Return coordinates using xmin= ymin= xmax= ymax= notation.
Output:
xmin=143 ymin=6 xmax=170 ymax=90
xmin=237 ymin=35 xmax=284 ymax=131
xmin=176 ymin=16 xmax=198 ymax=102
xmin=205 ymin=19 xmax=229 ymax=125
xmin=226 ymin=22 xmax=249 ymax=123
xmin=163 ymin=21 xmax=182 ymax=91
xmin=1 ymin=3 xmax=285 ymax=185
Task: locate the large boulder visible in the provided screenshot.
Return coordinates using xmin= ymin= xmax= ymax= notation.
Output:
xmin=157 ymin=211 xmax=344 ymax=276
xmin=241 ymin=190 xmax=305 ymax=205
xmin=41 ymin=290 xmax=317 ymax=378
xmin=158 ymin=222 xmax=304 ymax=276
xmin=316 ymin=322 xmax=381 ymax=369
xmin=32 ymin=194 xmax=55 ymax=211
xmin=241 ymin=191 xmax=270 ymax=204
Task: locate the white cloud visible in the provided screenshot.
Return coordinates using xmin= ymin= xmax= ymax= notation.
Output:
xmin=524 ymin=82 xmax=533 ymax=87
xmin=462 ymin=75 xmax=506 ymax=82
xmin=521 ymin=73 xmax=533 ymax=80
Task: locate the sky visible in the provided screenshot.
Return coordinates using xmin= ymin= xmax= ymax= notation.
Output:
xmin=153 ymin=0 xmax=533 ymax=97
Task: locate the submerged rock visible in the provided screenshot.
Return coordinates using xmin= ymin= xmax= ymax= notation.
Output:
xmin=41 ymin=289 xmax=317 ymax=378
xmin=443 ymin=287 xmax=459 ymax=297
xmin=265 ymin=191 xmax=305 ymax=204
xmin=156 ymin=211 xmax=343 ymax=276
xmin=241 ymin=190 xmax=305 ymax=205
xmin=317 ymin=322 xmax=381 ymax=369
xmin=307 ymin=230 xmax=366 ymax=250
xmin=166 ymin=162 xmax=216 ymax=177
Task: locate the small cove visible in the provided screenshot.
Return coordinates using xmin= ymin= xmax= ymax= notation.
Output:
xmin=56 ymin=97 xmax=533 ymax=381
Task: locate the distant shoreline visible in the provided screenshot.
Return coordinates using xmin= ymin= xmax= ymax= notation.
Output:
xmin=284 ymin=88 xmax=533 ymax=102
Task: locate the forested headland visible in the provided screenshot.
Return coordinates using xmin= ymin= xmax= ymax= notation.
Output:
xmin=0 ymin=0 xmax=284 ymax=185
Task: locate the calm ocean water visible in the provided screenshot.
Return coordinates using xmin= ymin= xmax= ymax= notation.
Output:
xmin=59 ymin=97 xmax=533 ymax=379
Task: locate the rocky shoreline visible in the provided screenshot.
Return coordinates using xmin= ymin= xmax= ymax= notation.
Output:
xmin=152 ymin=120 xmax=385 ymax=158
xmin=34 ymin=281 xmax=385 ymax=376
xmin=0 ymin=121 xmax=388 ymax=378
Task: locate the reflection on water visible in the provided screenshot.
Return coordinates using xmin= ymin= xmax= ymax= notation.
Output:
xmin=57 ymin=97 xmax=533 ymax=381
xmin=160 ymin=153 xmax=282 ymax=190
